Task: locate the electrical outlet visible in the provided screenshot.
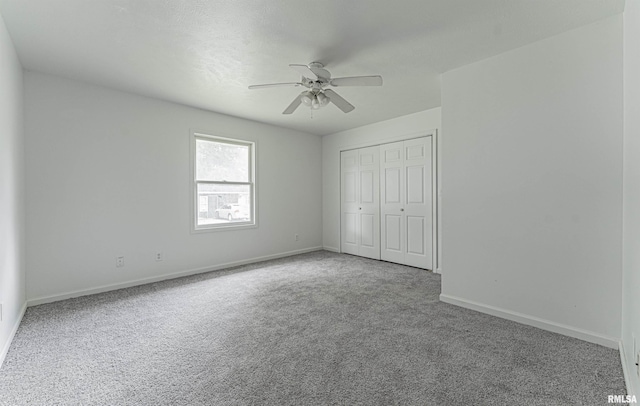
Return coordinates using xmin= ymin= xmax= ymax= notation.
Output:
xmin=156 ymin=252 xmax=163 ymax=261
xmin=294 ymin=234 xmax=299 ymax=241
xmin=116 ymin=256 xmax=124 ymax=268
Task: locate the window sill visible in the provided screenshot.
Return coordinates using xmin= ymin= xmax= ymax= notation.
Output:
xmin=192 ymin=222 xmax=258 ymax=234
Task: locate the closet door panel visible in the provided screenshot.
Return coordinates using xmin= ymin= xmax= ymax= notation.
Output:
xmin=341 ymin=150 xmax=360 ymax=255
xmin=384 ymin=214 xmax=402 ymax=250
xmin=341 ymin=146 xmax=380 ymax=259
xmin=380 ymin=141 xmax=405 ymax=263
xmin=361 ymin=214 xmax=375 ymax=248
xmin=357 ymin=146 xmax=380 ymax=259
xmin=406 ymin=165 xmax=425 ymax=204
xmin=360 ymin=170 xmax=375 ymax=204
xmin=407 ymin=216 xmax=425 ymax=255
xmin=403 ymin=137 xmax=432 ymax=269
xmin=344 ymin=213 xmax=358 ymax=245
xmin=343 ymin=172 xmax=357 ymax=203
xmin=384 ymin=168 xmax=402 ymax=204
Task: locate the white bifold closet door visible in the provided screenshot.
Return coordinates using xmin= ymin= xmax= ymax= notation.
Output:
xmin=380 ymin=137 xmax=433 ymax=268
xmin=340 ymin=146 xmax=380 ymax=260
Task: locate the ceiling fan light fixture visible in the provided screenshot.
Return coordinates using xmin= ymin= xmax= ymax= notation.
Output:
xmin=317 ymin=92 xmax=330 ymax=107
xmin=311 ymin=96 xmax=320 ymax=109
xmin=301 ymin=91 xmax=313 ymax=106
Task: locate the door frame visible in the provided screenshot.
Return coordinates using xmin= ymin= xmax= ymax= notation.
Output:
xmin=339 ymin=129 xmax=440 ymax=273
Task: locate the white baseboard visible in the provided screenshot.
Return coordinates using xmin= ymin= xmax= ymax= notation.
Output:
xmin=322 ymin=246 xmax=340 ymax=253
xmin=620 ymin=341 xmax=632 ymax=396
xmin=620 ymin=340 xmax=639 ymax=397
xmin=439 ymin=294 xmax=619 ymax=349
xmin=28 ymin=246 xmax=324 ymax=307
xmin=0 ymin=301 xmax=27 ymax=369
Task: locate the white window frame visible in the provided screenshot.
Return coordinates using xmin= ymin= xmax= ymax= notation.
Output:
xmin=190 ymin=131 xmax=257 ymax=232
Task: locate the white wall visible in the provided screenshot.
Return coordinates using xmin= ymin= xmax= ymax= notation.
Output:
xmin=622 ymin=0 xmax=640 ymax=396
xmin=24 ymin=72 xmax=322 ymax=302
xmin=440 ymin=16 xmax=623 ymax=347
xmin=322 ymin=109 xmax=441 ymax=258
xmin=0 ymin=10 xmax=25 ymax=365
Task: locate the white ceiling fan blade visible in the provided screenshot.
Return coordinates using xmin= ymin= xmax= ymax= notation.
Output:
xmin=329 ymin=75 xmax=383 ymax=87
xmin=248 ymin=82 xmax=303 ymax=90
xmin=324 ymin=89 xmax=355 ymax=113
xmin=282 ymin=94 xmax=304 ymax=114
xmin=289 ymin=64 xmax=318 ymax=80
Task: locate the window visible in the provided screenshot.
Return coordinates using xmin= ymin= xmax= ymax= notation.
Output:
xmin=192 ymin=132 xmax=255 ymax=230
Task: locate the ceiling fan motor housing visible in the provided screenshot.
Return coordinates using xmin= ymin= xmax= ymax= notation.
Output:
xmin=308 ymin=62 xmax=331 ymax=81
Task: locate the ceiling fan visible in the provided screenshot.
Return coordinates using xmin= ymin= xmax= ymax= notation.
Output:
xmin=248 ymin=62 xmax=383 ymax=114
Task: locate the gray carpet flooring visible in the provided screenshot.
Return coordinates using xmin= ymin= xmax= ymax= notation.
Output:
xmin=0 ymin=251 xmax=626 ymax=405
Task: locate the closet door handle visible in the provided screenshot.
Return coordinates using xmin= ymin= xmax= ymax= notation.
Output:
xmin=400 ymin=208 xmax=404 ymax=211
xmin=359 ymin=207 xmax=362 ymax=210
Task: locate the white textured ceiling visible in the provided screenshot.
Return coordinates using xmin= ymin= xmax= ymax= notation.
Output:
xmin=0 ymin=0 xmax=625 ymax=135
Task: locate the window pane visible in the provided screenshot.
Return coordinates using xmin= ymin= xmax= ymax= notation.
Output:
xmin=197 ymin=183 xmax=251 ymax=226
xmin=196 ymin=139 xmax=249 ymax=182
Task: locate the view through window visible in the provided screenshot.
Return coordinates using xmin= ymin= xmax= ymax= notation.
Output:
xmin=193 ymin=133 xmax=255 ymax=229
